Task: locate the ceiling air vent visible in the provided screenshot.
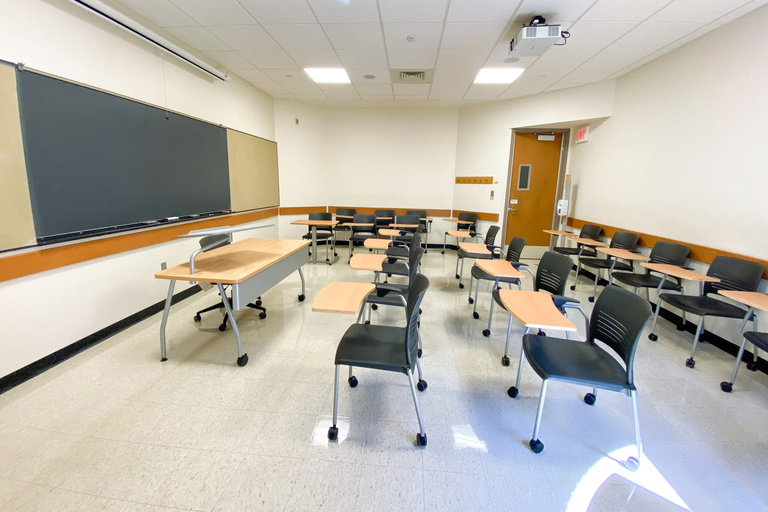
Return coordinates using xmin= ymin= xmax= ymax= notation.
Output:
xmin=390 ymin=69 xmax=434 ymax=84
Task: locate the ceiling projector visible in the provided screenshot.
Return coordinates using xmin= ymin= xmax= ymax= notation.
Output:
xmin=509 ymin=16 xmax=564 ymax=57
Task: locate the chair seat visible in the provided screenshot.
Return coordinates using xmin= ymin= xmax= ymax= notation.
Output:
xmin=471 ymin=264 xmax=521 ymax=285
xmin=744 ymin=331 xmax=768 ymax=351
xmin=366 ymin=289 xmax=407 ymax=307
xmin=579 ymin=257 xmax=633 ymax=272
xmin=302 ymin=232 xmax=333 ymax=240
xmin=611 ymin=272 xmax=682 ymax=291
xmin=523 ymin=335 xmax=630 ymax=392
xmin=492 ymin=289 xmax=577 ymax=310
xmin=336 ymin=324 xmax=415 ymax=374
xmin=659 ymin=293 xmax=748 ymax=318
xmin=458 ymin=249 xmax=492 ymax=259
xmin=350 ymin=233 xmax=375 ymax=241
xmin=554 ymin=246 xmax=596 ymax=257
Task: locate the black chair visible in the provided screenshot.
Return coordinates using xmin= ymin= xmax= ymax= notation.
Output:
xmin=721 ymin=329 xmax=766 ymax=392
xmin=507 ymin=285 xmax=653 ymax=470
xmin=574 ymin=231 xmax=640 ymax=302
xmin=406 ymin=209 xmax=429 ymax=251
xmin=333 ymin=208 xmax=356 ymax=243
xmin=192 ymin=235 xmax=266 ymax=331
xmin=455 ymin=225 xmax=501 ymax=289
xmin=649 ymin=256 xmax=765 ymax=368
xmin=348 ymin=213 xmax=376 ymax=260
xmin=301 ymin=212 xmax=335 ymax=263
xmin=392 ymin=213 xmax=421 ymax=244
xmin=375 ymin=209 xmax=395 ymax=233
xmin=328 ymin=274 xmax=430 ymax=447
xmin=386 ymin=225 xmax=424 ymax=261
xmin=554 ymin=223 xmax=602 ymax=257
xmin=611 ymin=241 xmax=690 ymax=304
xmin=442 ymin=211 xmax=478 ymax=254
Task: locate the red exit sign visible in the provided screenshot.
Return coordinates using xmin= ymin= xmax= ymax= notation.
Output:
xmin=575 ymin=126 xmax=589 ymax=144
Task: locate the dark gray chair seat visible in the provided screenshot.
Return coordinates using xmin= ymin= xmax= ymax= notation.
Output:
xmin=455 ymin=225 xmax=500 ymax=289
xmin=610 ymin=272 xmax=682 ymax=292
xmin=612 ymin=241 xmax=690 ymax=297
xmin=745 ymin=331 xmax=768 ymax=350
xmin=553 ymin=224 xmax=602 ymax=257
xmin=575 ymin=231 xmax=641 ymax=302
xmin=660 ymin=294 xmax=750 ymax=319
xmin=336 ymin=324 xmax=415 ymax=373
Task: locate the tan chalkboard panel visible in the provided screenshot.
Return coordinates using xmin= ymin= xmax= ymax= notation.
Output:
xmin=227 ymin=129 xmax=279 ymax=212
xmin=0 ymin=65 xmax=35 ymax=250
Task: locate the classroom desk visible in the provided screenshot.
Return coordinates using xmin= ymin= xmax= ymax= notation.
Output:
xmin=155 ymin=238 xmax=309 ymax=367
xmin=472 ymin=259 xmax=526 ymax=337
xmin=566 ymin=237 xmax=609 ymax=291
xmin=312 ymin=281 xmax=375 ymax=317
xmin=290 ymin=219 xmax=339 ymax=265
xmin=364 ymin=238 xmax=392 ymax=251
xmin=498 ymin=290 xmax=577 ymax=367
xmin=349 ymin=253 xmax=386 ymax=273
xmin=584 ymin=247 xmax=651 ymax=300
xmin=389 ymin=223 xmax=420 ymax=229
xmin=378 ymin=228 xmax=401 ymax=238
xmin=543 ymin=229 xmax=575 ymax=247
xmin=718 ymin=290 xmax=768 ymax=392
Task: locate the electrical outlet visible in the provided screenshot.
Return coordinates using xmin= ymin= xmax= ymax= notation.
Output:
xmin=490 ymin=190 xmax=495 ymax=200
xmin=160 ymin=262 xmax=167 ymax=270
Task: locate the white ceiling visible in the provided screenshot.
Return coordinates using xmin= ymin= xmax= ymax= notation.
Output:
xmin=114 ymin=0 xmax=768 ymax=107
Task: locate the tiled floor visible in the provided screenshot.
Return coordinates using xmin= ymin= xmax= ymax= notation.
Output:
xmin=1 ymin=248 xmax=767 ymax=511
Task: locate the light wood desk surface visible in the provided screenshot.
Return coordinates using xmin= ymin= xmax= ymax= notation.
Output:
xmin=567 ymin=236 xmax=609 ymax=247
xmin=476 ymin=259 xmax=524 ymax=279
xmin=155 ymin=238 xmax=309 ymax=285
xmin=543 ymin=229 xmax=575 ymax=237
xmin=364 ymin=238 xmax=392 ymax=250
xmin=641 ymin=262 xmax=720 ymax=282
xmin=312 ymin=282 xmax=375 ymax=314
xmin=350 ymin=253 xmax=386 ymax=271
xmin=459 ymin=242 xmax=491 ymax=255
xmin=345 ymin=222 xmax=375 ymax=227
xmin=718 ymin=290 xmax=768 ymax=312
xmin=443 ymin=218 xmax=474 ymax=224
xmin=389 ymin=223 xmax=419 ymax=229
xmin=378 ymin=228 xmax=401 ymax=237
xmin=596 ymin=247 xmax=650 ymax=261
xmin=498 ymin=290 xmax=577 ymax=332
xmin=447 ymin=230 xmax=473 ymax=239
xmin=290 ymin=219 xmax=338 ymax=227
xmin=376 ymin=216 xmax=393 ymax=220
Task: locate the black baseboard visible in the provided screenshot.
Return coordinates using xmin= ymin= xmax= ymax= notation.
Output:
xmin=574 ymin=267 xmax=767 ymax=374
xmin=0 ymin=285 xmax=202 ymax=395
xmin=331 ymin=240 xmax=456 ymax=251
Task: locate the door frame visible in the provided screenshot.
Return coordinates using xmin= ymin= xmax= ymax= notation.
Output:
xmin=502 ymin=128 xmax=571 ymax=250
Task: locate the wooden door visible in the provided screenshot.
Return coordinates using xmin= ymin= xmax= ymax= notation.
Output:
xmin=505 ymin=133 xmax=562 ymax=246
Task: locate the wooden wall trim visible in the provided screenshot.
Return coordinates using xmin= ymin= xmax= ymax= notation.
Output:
xmin=329 ymin=206 xmax=452 ymax=217
xmin=0 ymin=208 xmax=278 ymax=283
xmin=567 ymin=217 xmax=768 ymax=279
xmin=452 ymin=210 xmax=500 ymax=223
xmin=278 ymin=206 xmax=327 ymax=215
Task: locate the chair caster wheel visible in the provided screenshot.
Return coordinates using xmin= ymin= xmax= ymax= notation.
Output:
xmin=259 ymin=312 xmax=267 ymax=319
xmin=416 ymin=433 xmax=427 ymax=447
xmin=473 ymin=312 xmax=479 ymax=320
xmin=334 ymin=252 xmax=338 ymax=256
xmin=720 ymin=381 xmax=733 ymax=393
xmin=419 ymin=308 xmax=422 ymax=315
xmin=746 ymin=361 xmax=759 ymax=371
xmin=455 ymin=274 xmax=460 ymax=279
xmin=677 ymin=323 xmax=686 ymax=331
xmin=584 ymin=393 xmax=596 ymax=405
xmin=459 ymin=283 xmax=464 ymax=289
xmin=624 ymin=456 xmax=640 ymax=472
xmin=507 ymin=386 xmax=518 ymax=398
xmin=298 ymin=294 xmax=306 ymax=302
xmin=255 ymin=300 xmax=262 ymax=307
xmin=482 ymin=329 xmax=490 ymax=337
xmin=371 ymin=304 xmax=378 ymax=310
xmin=417 ymin=349 xmax=422 ymax=358
xmin=537 ymin=330 xmax=546 ymax=336
xmin=570 ymin=285 xmax=576 ymax=291
xmin=236 ymin=354 xmax=248 ymax=367
xmin=365 ymin=320 xmax=370 ymax=325
xmin=348 ymin=376 xmax=358 ymax=388
xmin=417 ymin=379 xmax=428 ymax=391
xmin=529 ymin=439 xmax=544 ymax=453
xmin=328 ymin=426 xmax=338 ymax=441
xmin=648 ymin=333 xmax=658 ymax=341
xmin=218 ymin=324 xmax=227 ymax=332
xmin=441 ymin=250 xmax=445 ymax=254
xmin=468 ymin=298 xmax=474 ymax=304
xmin=193 ymin=314 xmax=201 ymax=322
xmin=588 ymin=296 xmax=595 ymax=303
xmin=501 ymin=356 xmax=510 ymax=367
xmin=685 ymin=358 xmax=695 ymax=368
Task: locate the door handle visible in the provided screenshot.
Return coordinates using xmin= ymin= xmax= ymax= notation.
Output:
xmin=507 ymin=207 xmax=517 ymax=212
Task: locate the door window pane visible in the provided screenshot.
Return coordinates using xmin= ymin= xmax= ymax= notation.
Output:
xmin=518 ymin=165 xmax=531 ymax=190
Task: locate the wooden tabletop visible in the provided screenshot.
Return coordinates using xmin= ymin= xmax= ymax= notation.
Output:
xmin=378 ymin=228 xmax=401 ymax=237
xmin=718 ymin=290 xmax=768 ymax=312
xmin=567 ymin=236 xmax=609 ymax=247
xmin=344 ymin=222 xmax=375 ymax=227
xmin=155 ymin=238 xmax=309 ymax=284
xmin=389 ymin=223 xmax=419 ymax=228
xmin=376 ymin=216 xmax=393 ymax=220
xmin=291 ymin=219 xmax=338 ymax=227
xmin=443 ymin=218 xmax=474 ymax=224
xmin=350 ymin=253 xmax=387 ymax=271
xmin=543 ymin=229 xmax=574 ymax=236
xmin=476 ymin=259 xmax=524 ymax=278
xmin=334 ymin=214 xmax=354 ymax=219
xmin=312 ymin=282 xmax=376 ymax=314
xmin=498 ymin=290 xmax=577 ymax=332
xmin=641 ymin=262 xmax=720 ymax=282
xmin=447 ymin=230 xmax=473 ymax=238
xmin=364 ymin=238 xmax=392 ymax=250
xmin=596 ymin=247 xmax=650 ymax=261
xmin=458 ymin=242 xmax=491 ymax=255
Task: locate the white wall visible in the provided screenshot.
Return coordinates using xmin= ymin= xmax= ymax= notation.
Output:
xmin=0 ymin=0 xmax=276 ymax=378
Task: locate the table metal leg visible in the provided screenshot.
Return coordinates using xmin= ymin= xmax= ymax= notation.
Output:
xmin=311 ymin=226 xmax=318 ymax=264
xmin=218 ymin=283 xmax=248 ymax=366
xmin=297 ymin=267 xmax=306 ymax=301
xmin=159 ymin=280 xmax=176 ymax=361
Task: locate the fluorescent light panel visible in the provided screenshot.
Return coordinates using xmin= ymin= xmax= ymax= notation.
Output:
xmin=304 ymin=68 xmax=351 ymax=84
xmin=474 ymin=68 xmax=525 ymax=84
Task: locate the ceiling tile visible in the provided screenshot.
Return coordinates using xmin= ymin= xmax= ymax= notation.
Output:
xmin=431 ymin=67 xmax=477 ymax=83
xmin=337 ymin=50 xmax=389 ymax=69
xmin=233 ymin=69 xmax=273 ymax=82
xmin=611 ymin=22 xmax=705 ymax=50
xmin=167 ymin=0 xmax=256 ymax=26
xmin=394 ymin=92 xmax=429 ymax=99
xmin=261 ymin=68 xmax=313 ymax=83
xmin=429 ymin=83 xmax=471 ymax=95
xmin=447 ymin=0 xmax=524 ymax=22
xmin=392 ymin=83 xmax=431 ymax=95
xmin=280 ymin=82 xmax=324 ymax=94
xmin=317 ymin=83 xmax=358 ymax=94
xmin=514 ymin=0 xmax=596 ymax=23
xmin=387 ymin=49 xmax=438 ymax=68
xmin=546 ymin=81 xmax=587 ymax=92
xmin=263 ymin=24 xmax=333 ymax=50
xmin=465 ymin=83 xmax=509 ymax=95
xmin=253 ymin=82 xmax=289 ymax=94
xmin=347 ymin=69 xmax=391 ymax=83
xmin=716 ymin=0 xmax=768 ymax=24
xmin=354 ymin=83 xmax=394 ymax=94
xmin=240 ymin=49 xmax=298 ymax=68
xmin=284 ymin=49 xmax=342 ymax=67
xmin=383 ymin=23 xmax=443 ymax=49
xmin=435 ymin=49 xmax=487 ymax=69
xmin=563 ymin=21 xmax=639 ymax=49
xmin=380 ymin=0 xmax=449 ymax=23
xmin=307 ymin=0 xmax=380 ymax=23
xmin=118 ymin=0 xmax=197 ymax=27
xmin=206 ymin=25 xmax=280 ymax=51
xmin=606 ymin=48 xmax=672 ymax=79
xmin=360 ymin=94 xmax=395 ymax=99
xmin=323 ymin=23 xmax=385 ymax=49
xmin=203 ymin=51 xmax=254 ymax=70
xmin=294 ymin=93 xmax=329 ymax=99
xmin=441 ymin=22 xmax=508 ymax=49
xmin=650 ymin=0 xmax=753 ymax=24
xmin=165 ymin=27 xmax=231 ymax=51
xmin=665 ymin=24 xmax=720 ymax=49
xmin=580 ymin=0 xmax=673 ymax=22
xmin=526 ymin=47 xmax=600 ymax=75
xmin=582 ymin=48 xmax=656 ymax=69
xmin=238 ymin=0 xmax=318 ymax=24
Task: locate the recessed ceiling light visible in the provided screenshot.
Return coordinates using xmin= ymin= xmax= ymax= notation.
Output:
xmin=304 ymin=68 xmax=351 ymax=84
xmin=363 ymin=74 xmax=376 ymax=80
xmin=474 ymin=68 xmax=525 ymax=84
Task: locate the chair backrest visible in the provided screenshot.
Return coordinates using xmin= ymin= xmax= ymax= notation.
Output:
xmin=199 ymin=234 xmax=229 ymax=251
xmin=609 ymin=231 xmax=639 ymax=251
xmin=308 ymin=211 xmax=333 ymax=233
xmin=589 ymin=285 xmax=652 ymax=386
xmin=457 ymin=212 xmax=478 ymax=233
xmin=484 ymin=225 xmax=500 ymax=246
xmin=579 ymin=224 xmax=602 ymax=240
xmin=535 ymin=251 xmax=573 ymax=296
xmin=336 ymin=208 xmax=356 ymax=217
xmin=351 ymin=213 xmax=376 ymax=234
xmin=648 ymin=241 xmax=689 ymax=266
xmin=405 ymin=273 xmax=430 ymax=365
xmin=505 ymin=237 xmax=527 ymax=263
xmin=394 ymin=214 xmax=420 ymax=234
xmin=408 ymin=247 xmax=425 ymax=284
xmin=375 ymin=209 xmax=394 ymax=226
xmin=704 ymin=256 xmax=765 ymax=296
xmin=406 ymin=210 xmax=428 ymax=229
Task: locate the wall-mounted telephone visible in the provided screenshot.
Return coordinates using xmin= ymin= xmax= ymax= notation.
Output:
xmin=557 ymin=199 xmax=569 ymax=216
